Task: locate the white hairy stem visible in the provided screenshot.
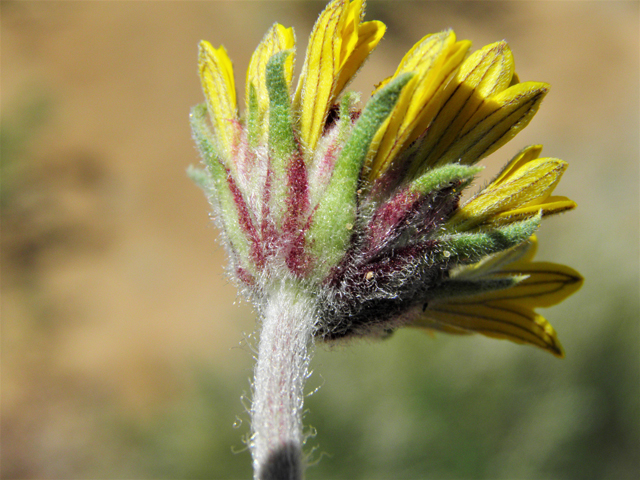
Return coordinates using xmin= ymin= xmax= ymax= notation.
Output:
xmin=251 ymin=284 xmax=318 ymax=480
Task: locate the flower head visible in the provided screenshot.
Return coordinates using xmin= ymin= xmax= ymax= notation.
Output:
xmin=190 ymin=0 xmax=582 ymax=356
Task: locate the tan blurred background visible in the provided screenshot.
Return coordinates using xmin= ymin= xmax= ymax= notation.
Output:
xmin=2 ymin=1 xmax=638 ymax=479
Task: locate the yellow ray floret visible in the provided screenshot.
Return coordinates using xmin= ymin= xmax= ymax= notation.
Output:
xmin=405 ymin=41 xmax=516 ymax=172
xmin=295 ymin=0 xmax=385 ymax=152
xmin=366 ymin=31 xmax=470 ymax=180
xmin=418 ymin=299 xmax=565 ymax=357
xmin=435 ymin=81 xmax=549 ymax=166
xmin=246 ymin=23 xmax=295 ymax=140
xmin=449 ymin=145 xmax=576 ymax=230
xmin=488 ymin=261 xmax=584 ymax=308
xmin=334 ymin=17 xmax=386 ymax=97
xmin=198 ymin=41 xmax=238 ymax=156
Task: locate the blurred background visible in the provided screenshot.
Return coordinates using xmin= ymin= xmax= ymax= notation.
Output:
xmin=2 ymin=1 xmax=638 ymax=478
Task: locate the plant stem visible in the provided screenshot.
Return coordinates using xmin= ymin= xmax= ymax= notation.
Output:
xmin=251 ymin=283 xmax=318 ymax=480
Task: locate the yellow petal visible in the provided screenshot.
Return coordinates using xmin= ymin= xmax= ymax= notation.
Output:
xmin=492 ymin=261 xmax=584 ymax=308
xmin=370 ymin=32 xmax=456 ymax=176
xmin=418 ymin=300 xmax=564 ymax=357
xmin=493 ymin=144 xmax=543 ymax=185
xmin=338 ymin=0 xmax=362 ymax=66
xmin=334 ymin=20 xmax=386 ymax=96
xmin=493 ymin=195 xmax=577 ymax=224
xmin=459 ymin=147 xmax=577 ymax=227
xmin=295 ymin=0 xmax=384 ymax=152
xmin=245 ymin=23 xmax=295 ymax=138
xmin=449 ymin=157 xmax=568 ymax=230
xmin=458 ymin=41 xmax=515 ymax=97
xmin=198 ymin=40 xmax=238 ymax=156
xmin=416 ymin=41 xmax=515 ymax=170
xmin=367 ymin=32 xmax=470 ymax=180
xmin=437 ymin=81 xmax=549 ymax=166
xmin=295 ymin=0 xmax=353 ymax=151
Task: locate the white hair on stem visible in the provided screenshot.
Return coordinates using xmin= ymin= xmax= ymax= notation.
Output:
xmin=250 ymin=282 xmax=319 ymax=480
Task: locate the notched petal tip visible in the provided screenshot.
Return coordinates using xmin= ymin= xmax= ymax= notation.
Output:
xmin=493 ymin=144 xmax=543 ymax=185
xmin=247 ymin=24 xmax=296 ymax=89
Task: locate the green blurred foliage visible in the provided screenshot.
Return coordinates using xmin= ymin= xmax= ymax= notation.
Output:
xmin=1 ymin=92 xmax=52 ymax=206
xmin=125 ymin=370 xmax=254 ymax=479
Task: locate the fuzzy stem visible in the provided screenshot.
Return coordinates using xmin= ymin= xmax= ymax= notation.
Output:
xmin=251 ymin=283 xmax=318 ymax=480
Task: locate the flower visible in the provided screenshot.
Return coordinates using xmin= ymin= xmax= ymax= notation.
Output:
xmin=190 ymin=0 xmax=582 ymax=476
xmin=191 ymin=0 xmax=581 ymax=355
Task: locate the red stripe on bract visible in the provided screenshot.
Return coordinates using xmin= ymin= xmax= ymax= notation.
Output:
xmin=236 ymin=267 xmax=256 ymax=286
xmin=226 ymin=170 xmax=265 ymax=269
xmin=313 ymin=141 xmax=339 ymax=193
xmin=237 ymin=134 xmax=256 ymax=190
xmin=364 ymin=185 xmax=462 ymax=261
xmin=364 ymin=188 xmax=421 ymax=259
xmin=260 ymin=164 xmax=278 ymax=259
xmin=284 ymin=151 xmax=311 ymax=277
